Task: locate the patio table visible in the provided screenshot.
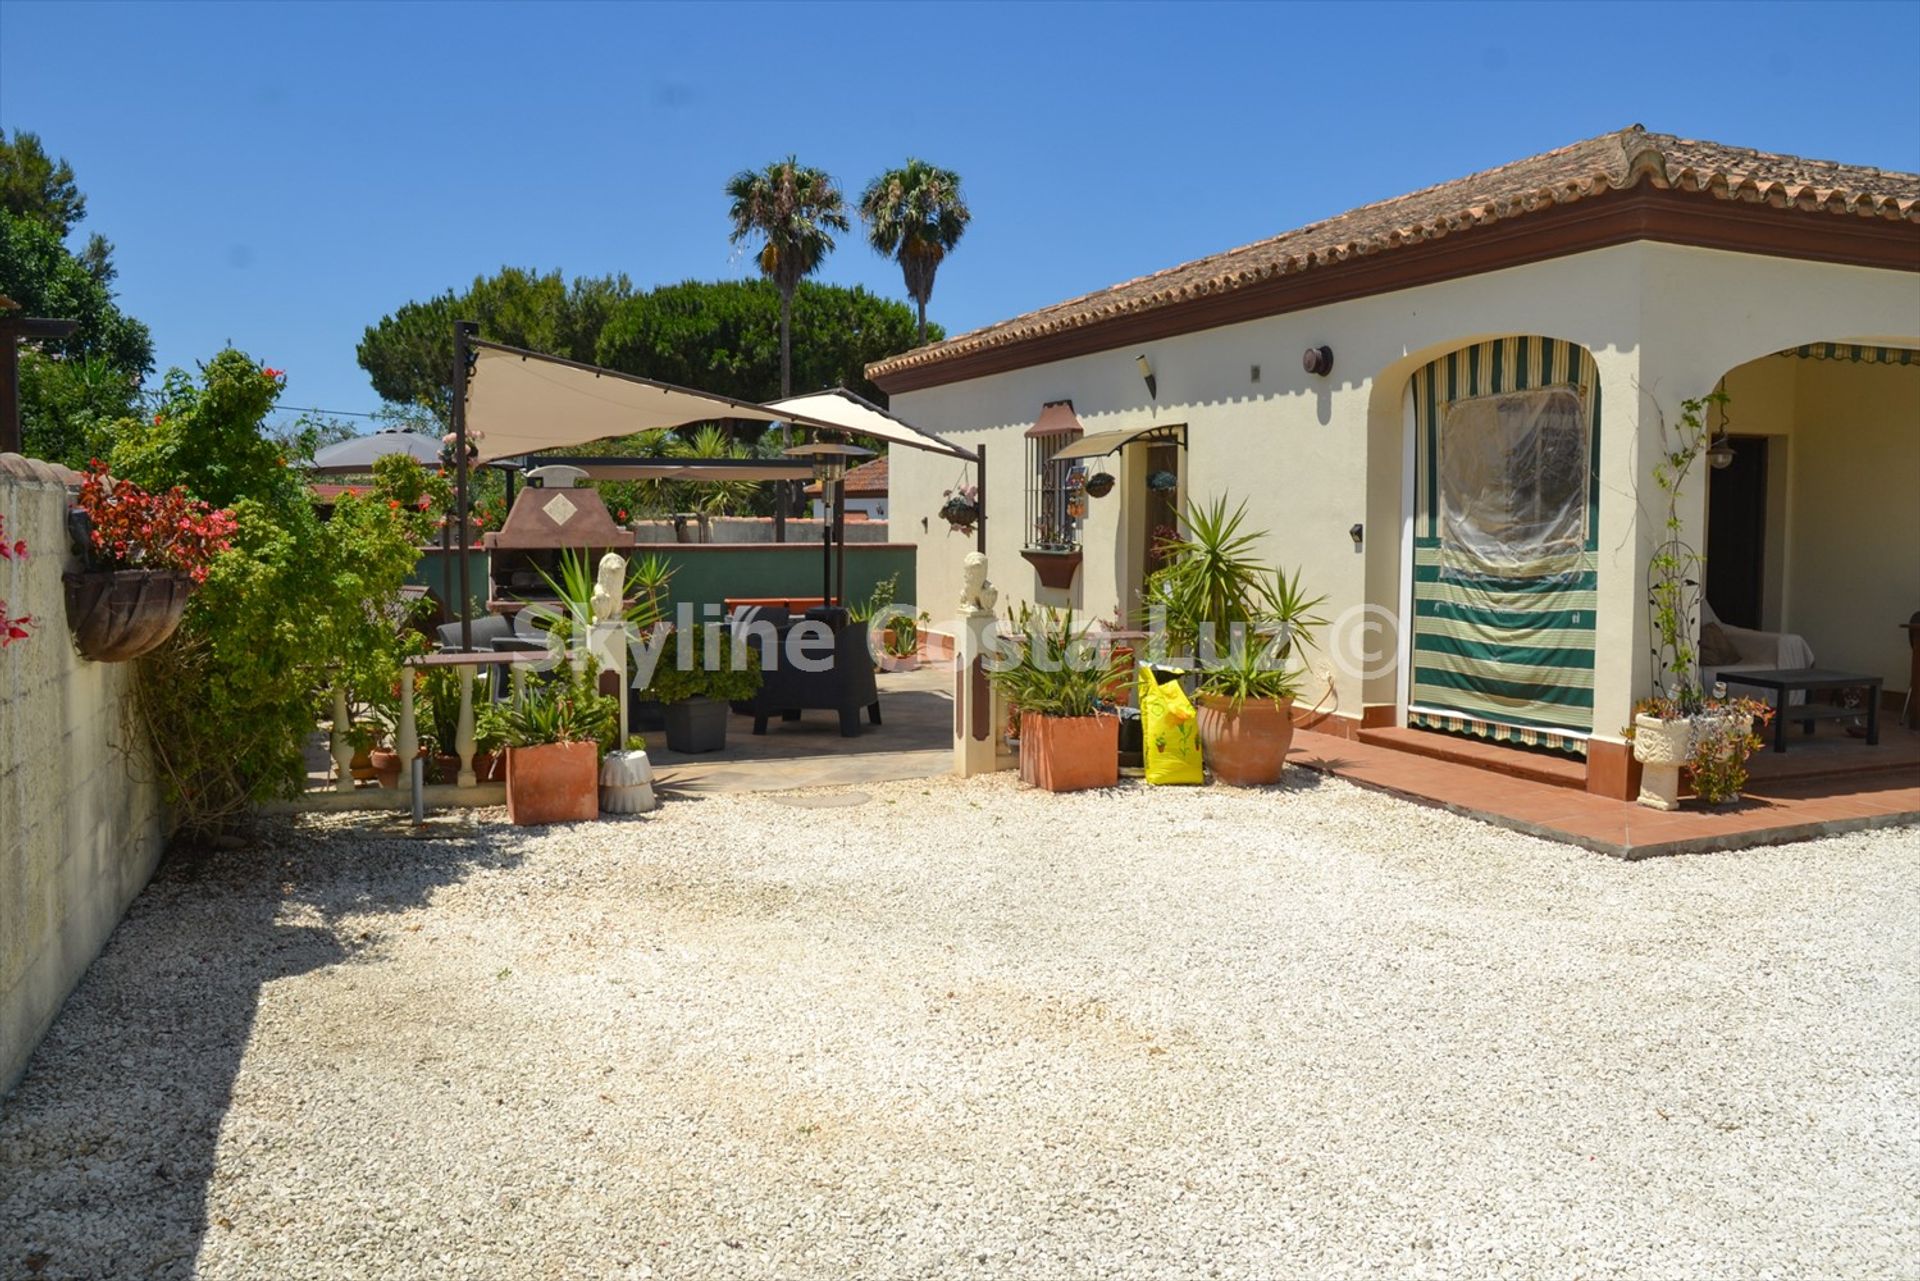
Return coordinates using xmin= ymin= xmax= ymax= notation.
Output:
xmin=1718 ymin=668 xmax=1882 ymax=752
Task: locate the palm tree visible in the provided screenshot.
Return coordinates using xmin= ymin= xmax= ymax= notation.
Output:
xmin=724 ymin=156 xmax=850 ymax=402
xmin=859 ymin=159 xmax=971 ymax=344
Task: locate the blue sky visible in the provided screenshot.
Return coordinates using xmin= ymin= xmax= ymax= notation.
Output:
xmin=3 ymin=0 xmax=1916 ymax=426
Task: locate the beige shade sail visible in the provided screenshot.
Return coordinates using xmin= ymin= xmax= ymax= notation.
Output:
xmin=762 ymin=388 xmax=978 ymax=461
xmin=467 ymin=342 xmax=851 ymax=464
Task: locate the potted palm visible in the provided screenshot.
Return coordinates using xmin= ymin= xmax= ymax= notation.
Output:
xmin=642 ymin=624 xmax=762 ymax=753
xmin=502 ymin=664 xmax=619 ymax=825
xmin=988 ymin=608 xmax=1120 ymax=793
xmin=1144 ymin=498 xmax=1325 ymax=786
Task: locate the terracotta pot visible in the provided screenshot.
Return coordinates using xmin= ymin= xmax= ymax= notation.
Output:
xmin=369 ymin=746 xmax=425 ymax=789
xmin=1196 ymin=694 xmax=1295 ymax=786
xmin=472 ymin=751 xmax=504 ymax=783
xmin=349 ymin=747 xmax=376 ymax=784
xmin=505 ymin=741 xmax=600 ymax=825
xmin=1018 ymin=711 xmax=1119 ymax=793
xmin=61 ymin=568 xmax=194 ymax=662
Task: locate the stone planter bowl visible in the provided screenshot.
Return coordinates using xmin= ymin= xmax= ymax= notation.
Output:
xmin=62 ymin=569 xmax=195 ymax=663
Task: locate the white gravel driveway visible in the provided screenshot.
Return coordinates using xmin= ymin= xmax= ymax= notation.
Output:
xmin=4 ymin=774 xmax=1917 ymax=1279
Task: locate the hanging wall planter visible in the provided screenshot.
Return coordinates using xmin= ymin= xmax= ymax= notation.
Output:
xmin=61 ymin=568 xmax=195 ymax=663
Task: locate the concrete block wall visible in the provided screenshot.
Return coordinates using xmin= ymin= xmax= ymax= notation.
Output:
xmin=0 ymin=454 xmax=168 ymax=1095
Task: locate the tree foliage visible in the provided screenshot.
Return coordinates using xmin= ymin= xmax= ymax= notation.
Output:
xmin=0 ymin=130 xmax=86 ymax=240
xmin=356 ymin=267 xmax=635 ymax=417
xmin=859 ymin=159 xmax=971 ymax=343
xmin=0 ymin=131 xmax=150 ymax=466
xmin=358 ymin=273 xmax=932 ymax=424
xmin=111 ymin=350 xmax=423 ymax=836
xmin=724 ymin=156 xmax=850 ymax=400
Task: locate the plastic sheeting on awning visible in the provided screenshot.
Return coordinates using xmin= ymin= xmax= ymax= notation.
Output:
xmin=514 ymin=456 xmax=814 ymax=483
xmin=762 ymin=387 xmax=977 ymax=461
xmin=1048 ymin=423 xmax=1187 ymax=462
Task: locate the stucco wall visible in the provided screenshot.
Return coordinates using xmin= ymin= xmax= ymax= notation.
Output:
xmin=0 ymin=455 xmax=168 ymax=1095
xmin=888 ymin=239 xmax=1919 ymax=744
xmin=1786 ymin=359 xmax=1920 ymax=688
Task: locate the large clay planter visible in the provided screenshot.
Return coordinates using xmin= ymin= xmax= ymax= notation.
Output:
xmin=61 ymin=569 xmax=194 ymax=662
xmin=1196 ymin=694 xmax=1295 ymax=786
xmin=1019 ymin=711 xmax=1118 ymax=793
xmin=1631 ymin=714 xmax=1694 ymax=811
xmin=505 ymin=741 xmax=600 ymax=825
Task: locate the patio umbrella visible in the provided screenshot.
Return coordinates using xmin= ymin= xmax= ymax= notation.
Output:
xmin=308 ymin=428 xmax=442 ymax=475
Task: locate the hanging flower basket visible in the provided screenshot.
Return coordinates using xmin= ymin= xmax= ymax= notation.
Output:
xmin=62 ymin=568 xmax=196 ymax=662
xmin=938 ymin=494 xmax=979 ymax=533
xmin=59 ymin=462 xmax=234 ymax=663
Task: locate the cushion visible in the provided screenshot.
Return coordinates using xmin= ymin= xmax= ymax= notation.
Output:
xmin=1699 ymin=622 xmax=1742 ymax=667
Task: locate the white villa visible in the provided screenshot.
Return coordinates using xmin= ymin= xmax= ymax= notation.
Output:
xmin=874 ymin=126 xmax=1920 ymax=800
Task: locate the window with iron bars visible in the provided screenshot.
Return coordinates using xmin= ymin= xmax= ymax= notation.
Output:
xmin=1025 ymin=431 xmax=1086 ymax=550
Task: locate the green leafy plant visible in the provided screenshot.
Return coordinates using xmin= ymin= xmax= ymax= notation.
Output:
xmin=1645 ymin=390 xmax=1726 ymax=717
xmin=987 ymin=608 xmax=1119 ymax=719
xmin=533 ymin=547 xmax=673 ymax=643
xmin=1688 ymin=697 xmax=1773 ymax=803
xmin=847 ymin=571 xmax=899 ymax=624
xmin=1142 ymin=497 xmax=1325 ymax=686
xmin=503 ymin=664 xmax=619 ymax=755
xmin=1195 ymin=633 xmax=1306 ymax=709
xmin=640 ymin=624 xmax=762 ymax=704
xmin=114 ymin=351 xmax=426 ymax=836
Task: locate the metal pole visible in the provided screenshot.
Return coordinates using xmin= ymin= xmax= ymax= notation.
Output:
xmin=833 ymin=478 xmax=847 ymax=606
xmin=821 ymin=517 xmax=832 ymax=605
xmin=452 ymin=320 xmax=479 ymax=652
xmin=0 ymin=331 xmax=18 ymax=456
xmin=975 ymin=443 xmax=987 ymax=555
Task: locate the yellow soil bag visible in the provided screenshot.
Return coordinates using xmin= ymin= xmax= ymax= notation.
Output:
xmin=1138 ymin=666 xmax=1203 ymax=785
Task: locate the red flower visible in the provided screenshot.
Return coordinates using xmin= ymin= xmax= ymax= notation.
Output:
xmin=616 ymin=509 xmax=628 ymax=522
xmin=262 ymin=367 xmax=285 ymax=381
xmin=153 ymin=413 xmax=164 ymax=425
xmin=74 ymin=461 xmax=235 ymax=585
xmin=388 ymin=499 xmax=402 ymax=510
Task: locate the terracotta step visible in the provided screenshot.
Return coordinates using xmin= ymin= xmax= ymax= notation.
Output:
xmin=1357 ymin=726 xmax=1588 ymax=790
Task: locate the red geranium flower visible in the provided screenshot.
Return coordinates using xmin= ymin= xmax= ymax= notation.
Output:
xmin=262 ymin=367 xmax=285 ymax=380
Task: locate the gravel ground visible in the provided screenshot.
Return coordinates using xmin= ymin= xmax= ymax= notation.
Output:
xmin=4 ymin=773 xmax=1918 ymax=1280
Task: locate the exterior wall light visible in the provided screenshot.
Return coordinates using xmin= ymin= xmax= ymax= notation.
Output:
xmin=1303 ymin=345 xmax=1334 ymax=377
xmin=1136 ymin=354 xmax=1157 ymax=400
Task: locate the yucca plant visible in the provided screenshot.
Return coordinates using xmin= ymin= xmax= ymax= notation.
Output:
xmin=503 ymin=664 xmax=619 ymax=754
xmin=988 ymin=608 xmax=1119 ymax=719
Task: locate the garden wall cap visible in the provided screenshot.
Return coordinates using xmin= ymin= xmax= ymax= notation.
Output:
xmin=0 ymin=453 xmax=81 ymax=489
xmin=866 ymin=125 xmax=1920 ymax=387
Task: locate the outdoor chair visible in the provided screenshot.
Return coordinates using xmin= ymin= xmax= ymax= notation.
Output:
xmin=435 ymin=614 xmax=514 ymax=651
xmin=1699 ymin=600 xmax=1814 ymax=706
xmin=739 ymin=606 xmax=880 ymax=737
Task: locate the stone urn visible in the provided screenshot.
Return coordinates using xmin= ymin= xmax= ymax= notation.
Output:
xmin=1631 ymin=714 xmax=1694 ymax=811
xmin=599 ymin=749 xmax=657 ymax=814
xmin=61 ymin=569 xmax=194 ymax=662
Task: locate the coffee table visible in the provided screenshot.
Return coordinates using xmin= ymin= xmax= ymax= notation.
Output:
xmin=1717 ymin=668 xmax=1882 ymax=753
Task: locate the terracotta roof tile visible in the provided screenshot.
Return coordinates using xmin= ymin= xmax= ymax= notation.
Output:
xmin=803 ymin=454 xmax=889 ymax=496
xmin=868 ymin=126 xmax=1920 ymax=383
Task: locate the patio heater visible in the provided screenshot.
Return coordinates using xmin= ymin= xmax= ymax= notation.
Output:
xmin=783 ymin=441 xmax=874 ymax=607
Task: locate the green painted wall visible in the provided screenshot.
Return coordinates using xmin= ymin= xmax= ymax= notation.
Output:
xmin=639 ymin=542 xmax=918 ymax=613
xmin=408 ymin=543 xmax=919 ymax=618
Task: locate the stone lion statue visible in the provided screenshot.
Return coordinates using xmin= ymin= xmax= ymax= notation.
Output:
xmin=958 ymin=552 xmax=998 ymax=616
xmin=590 ymin=552 xmax=627 ymax=624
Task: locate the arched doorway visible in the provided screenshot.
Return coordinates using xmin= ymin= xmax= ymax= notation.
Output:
xmin=1406 ymin=336 xmax=1602 ymax=755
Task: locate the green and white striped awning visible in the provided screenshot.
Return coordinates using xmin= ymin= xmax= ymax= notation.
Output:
xmin=1775 ymin=343 xmax=1918 ymax=365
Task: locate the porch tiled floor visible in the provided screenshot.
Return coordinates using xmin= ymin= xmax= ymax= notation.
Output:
xmin=1286 ymin=722 xmax=1920 ymax=859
